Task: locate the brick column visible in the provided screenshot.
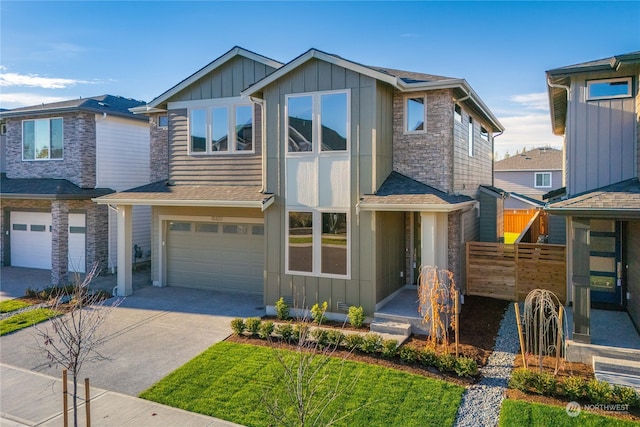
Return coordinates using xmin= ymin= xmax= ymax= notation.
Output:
xmin=51 ymin=200 xmax=69 ymax=286
xmin=86 ymin=202 xmax=109 ymax=273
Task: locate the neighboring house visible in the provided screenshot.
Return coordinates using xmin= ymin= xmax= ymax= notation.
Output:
xmin=0 ymin=95 xmax=151 ymax=286
xmin=96 ymin=46 xmax=503 ymax=319
xmin=494 ymin=147 xmax=563 ymax=210
xmin=545 ymin=52 xmax=640 ymax=339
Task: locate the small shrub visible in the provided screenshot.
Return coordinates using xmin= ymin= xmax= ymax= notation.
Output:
xmin=230 ymin=318 xmax=246 ymax=335
xmin=245 ymin=317 xmax=262 ymax=335
xmin=586 ymin=379 xmax=612 ymax=404
xmin=275 ymin=323 xmax=294 ymax=342
xmin=311 ymin=328 xmax=329 ymax=347
xmin=275 ymin=297 xmax=289 ymax=320
xmin=399 ymin=346 xmax=420 ymax=363
xmin=436 ymin=353 xmax=457 ymax=373
xmin=343 ymin=334 xmax=364 ymax=350
xmin=310 ymin=301 xmax=328 ymax=324
xmin=560 ymin=376 xmax=586 ymax=401
xmin=509 ymin=368 xmax=536 ymax=391
xmin=25 ymin=287 xmax=38 ymax=298
xmin=258 ymin=321 xmax=274 ymax=339
xmin=533 ymin=371 xmax=557 ymax=396
xmin=612 ymin=385 xmax=640 ymax=407
xmin=359 ymin=333 xmax=382 ymax=354
xmin=326 ymin=330 xmax=345 ymax=347
xmin=347 ymin=306 xmax=365 ymax=328
xmin=454 ymin=357 xmax=478 ymax=377
xmin=381 ymin=339 xmax=399 ymax=358
xmin=419 ymin=348 xmax=438 ymax=367
xmin=293 ymin=323 xmax=310 ymax=343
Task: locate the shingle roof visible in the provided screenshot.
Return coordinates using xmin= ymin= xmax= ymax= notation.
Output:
xmin=370 ymin=67 xmax=455 ymax=83
xmin=0 ymin=174 xmax=114 ymax=199
xmin=0 ymin=95 xmax=147 ymax=121
xmin=359 ymin=172 xmax=474 ymax=210
xmin=546 ymin=178 xmax=640 ymax=215
xmin=494 ymin=147 xmax=562 ymax=171
xmin=510 ymin=192 xmax=545 ymax=207
xmin=94 ymin=181 xmax=274 ymax=208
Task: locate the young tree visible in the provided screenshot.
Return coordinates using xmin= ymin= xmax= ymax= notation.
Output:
xmin=35 ymin=263 xmax=121 ymax=427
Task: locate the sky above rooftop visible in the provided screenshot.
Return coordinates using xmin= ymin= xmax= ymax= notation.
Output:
xmin=1 ymin=1 xmax=638 ymax=157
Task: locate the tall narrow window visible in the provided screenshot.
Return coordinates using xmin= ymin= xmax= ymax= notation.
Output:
xmin=480 ymin=126 xmax=489 ymax=141
xmin=22 ymin=118 xmax=63 ymax=160
xmin=321 ymin=212 xmax=347 ymax=275
xmin=211 ymin=107 xmax=228 ymax=152
xmin=320 ymin=92 xmax=347 ymax=151
xmin=190 ymin=109 xmax=206 ymax=153
xmin=406 ymin=97 xmax=426 ymax=133
xmin=468 ymin=116 xmax=474 ymax=157
xmin=288 ymin=212 xmax=313 ymax=273
xmin=288 ymin=96 xmax=313 ymax=152
xmin=454 ymin=104 xmax=462 ymax=123
xmin=235 ymin=105 xmax=253 ymax=151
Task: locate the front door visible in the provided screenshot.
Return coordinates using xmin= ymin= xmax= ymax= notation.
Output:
xmin=588 ymin=219 xmax=624 ymax=308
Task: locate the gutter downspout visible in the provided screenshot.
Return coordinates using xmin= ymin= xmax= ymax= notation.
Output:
xmin=547 ymin=76 xmax=571 ymax=100
xmin=491 ymin=130 xmax=504 ymax=186
xmin=250 ymin=96 xmax=267 ymax=193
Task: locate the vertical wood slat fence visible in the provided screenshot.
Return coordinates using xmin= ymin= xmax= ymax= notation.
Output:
xmin=466 ymin=242 xmax=566 ymax=303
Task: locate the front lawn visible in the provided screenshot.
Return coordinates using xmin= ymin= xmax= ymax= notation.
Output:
xmin=0 ymin=308 xmax=60 ymax=336
xmin=0 ymin=299 xmax=31 ymax=313
xmin=500 ymin=399 xmax=638 ymax=427
xmin=141 ymin=341 xmax=465 ymax=427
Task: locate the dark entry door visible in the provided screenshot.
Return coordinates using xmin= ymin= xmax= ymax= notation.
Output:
xmin=589 ymin=219 xmax=624 ymax=308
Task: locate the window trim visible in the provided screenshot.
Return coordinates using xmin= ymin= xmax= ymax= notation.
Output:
xmin=184 ymin=98 xmax=255 ymax=155
xmin=285 ymin=208 xmax=351 ymax=279
xmin=22 ymin=117 xmax=64 ymax=161
xmin=586 ymin=77 xmax=632 ymax=101
xmin=454 ymin=104 xmax=462 ymax=123
xmin=158 ymin=115 xmax=169 ymax=128
xmin=285 ymin=89 xmax=350 ymax=155
xmin=404 ymin=95 xmax=427 ymax=134
xmin=534 ymin=172 xmax=552 ymax=188
xmin=480 ymin=126 xmax=489 ymax=142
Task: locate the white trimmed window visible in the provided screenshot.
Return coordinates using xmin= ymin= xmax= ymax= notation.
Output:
xmin=405 ymin=96 xmax=426 ymax=133
xmin=22 ymin=118 xmax=63 ymax=160
xmin=587 ymin=77 xmax=632 ymax=101
xmin=287 ymin=90 xmax=349 ymax=153
xmin=468 ymin=116 xmax=474 ymax=157
xmin=187 ymin=101 xmax=254 ymax=154
xmin=454 ymin=104 xmax=462 ymax=123
xmin=287 ymin=210 xmax=349 ymax=278
xmin=535 ymin=172 xmax=552 ymax=188
xmin=480 ymin=126 xmax=489 ymax=142
xmin=158 ymin=115 xmax=169 ymax=128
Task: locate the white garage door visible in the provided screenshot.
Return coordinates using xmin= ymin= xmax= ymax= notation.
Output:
xmin=166 ymin=221 xmax=264 ymax=294
xmin=10 ymin=211 xmax=52 ymax=270
xmin=68 ymin=213 xmax=86 ymax=273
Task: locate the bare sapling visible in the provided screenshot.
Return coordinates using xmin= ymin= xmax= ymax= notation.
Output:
xmin=418 ymin=266 xmax=459 ymax=351
xmin=34 ymin=263 xmax=122 ymax=427
xmin=522 ymin=288 xmax=566 ymax=372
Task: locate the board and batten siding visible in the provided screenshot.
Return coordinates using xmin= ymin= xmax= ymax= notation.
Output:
xmin=374 ymin=81 xmax=394 ymax=192
xmin=566 ymin=70 xmax=638 ymax=195
xmin=95 ymin=115 xmax=152 ymax=270
xmin=262 ymin=58 xmax=385 ymax=314
xmin=167 ymin=105 xmax=262 ymax=185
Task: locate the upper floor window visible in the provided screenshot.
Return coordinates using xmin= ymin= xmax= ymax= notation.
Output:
xmin=405 ymin=96 xmax=426 ymax=133
xmin=158 ymin=115 xmax=169 ymax=128
xmin=189 ymin=103 xmax=253 ymax=154
xmin=587 ymin=77 xmax=632 ymax=101
xmin=287 ymin=90 xmax=348 ymax=153
xmin=0 ymin=123 xmax=6 ymax=135
xmin=454 ymin=104 xmax=462 ymax=123
xmin=22 ymin=118 xmax=63 ymax=160
xmin=480 ymin=126 xmax=489 ymax=141
xmin=535 ymin=172 xmax=552 ymax=188
xmin=468 ymin=116 xmax=474 ymax=157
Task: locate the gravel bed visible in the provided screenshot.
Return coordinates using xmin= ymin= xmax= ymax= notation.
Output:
xmin=0 ymin=302 xmax=50 ymax=321
xmin=454 ymin=302 xmax=520 ymax=427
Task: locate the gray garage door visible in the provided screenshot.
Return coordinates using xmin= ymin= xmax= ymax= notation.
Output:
xmin=166 ymin=221 xmax=264 ymax=294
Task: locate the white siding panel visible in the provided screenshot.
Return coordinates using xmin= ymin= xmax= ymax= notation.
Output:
xmin=108 ymin=205 xmax=152 ymax=270
xmin=95 ymin=116 xmax=150 ymax=191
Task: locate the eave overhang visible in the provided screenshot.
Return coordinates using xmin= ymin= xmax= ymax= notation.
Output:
xmin=357 ymin=200 xmax=476 ymax=213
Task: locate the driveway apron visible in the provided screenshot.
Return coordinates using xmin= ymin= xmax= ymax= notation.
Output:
xmin=0 ymin=286 xmax=264 ymax=396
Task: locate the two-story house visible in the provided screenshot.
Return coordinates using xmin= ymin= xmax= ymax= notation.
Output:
xmin=0 ymin=95 xmax=152 ymax=286
xmin=97 ymin=47 xmax=503 ymax=320
xmin=545 ymin=52 xmax=640 ymax=342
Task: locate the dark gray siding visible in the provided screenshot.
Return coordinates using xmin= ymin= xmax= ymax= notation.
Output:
xmin=478 ymin=191 xmax=501 ymax=242
xmin=375 ymin=81 xmax=394 ymax=191
xmin=627 ymin=221 xmax=640 ymax=328
xmin=547 ymin=214 xmax=566 ymax=245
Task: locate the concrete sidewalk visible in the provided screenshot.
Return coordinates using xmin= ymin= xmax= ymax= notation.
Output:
xmin=0 ymin=363 xmax=243 ymax=426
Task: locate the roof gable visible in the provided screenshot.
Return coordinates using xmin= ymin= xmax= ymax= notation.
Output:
xmin=494 ymin=147 xmax=562 ymax=171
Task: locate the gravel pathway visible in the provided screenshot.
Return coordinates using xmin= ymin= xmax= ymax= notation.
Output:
xmin=454 ymin=303 xmax=520 ymax=427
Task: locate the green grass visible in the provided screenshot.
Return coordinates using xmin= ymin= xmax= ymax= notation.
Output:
xmin=140 ymin=341 xmax=464 ymax=427
xmin=0 ymin=308 xmax=60 ymax=336
xmin=289 ymin=237 xmax=347 ymax=245
xmin=500 ymin=399 xmax=637 ymax=427
xmin=504 ymin=232 xmax=520 ymax=244
xmin=0 ymin=299 xmax=31 ymax=313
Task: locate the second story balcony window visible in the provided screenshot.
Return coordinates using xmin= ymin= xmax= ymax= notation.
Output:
xmin=22 ymin=118 xmax=63 ymax=160
xmin=189 ymin=102 xmax=254 ymax=155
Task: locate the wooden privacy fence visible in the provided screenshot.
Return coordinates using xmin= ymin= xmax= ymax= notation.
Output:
xmin=504 ymin=210 xmax=537 ymax=233
xmin=466 ymin=242 xmax=566 ymax=303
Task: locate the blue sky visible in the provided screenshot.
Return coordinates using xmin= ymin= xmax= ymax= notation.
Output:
xmin=1 ymin=1 xmax=638 ymax=157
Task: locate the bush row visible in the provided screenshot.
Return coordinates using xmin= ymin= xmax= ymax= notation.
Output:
xmin=230 ymin=317 xmax=478 ymax=378
xmin=275 ymin=298 xmax=366 ymax=328
xmin=510 ymin=368 xmax=640 ymax=408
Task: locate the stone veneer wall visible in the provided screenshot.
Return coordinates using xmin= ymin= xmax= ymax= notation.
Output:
xmin=392 ymin=89 xmax=454 ymax=193
xmin=448 ymin=211 xmax=463 ymax=292
xmin=5 ymin=112 xmax=97 ymax=188
xmin=149 ymin=113 xmax=169 ymax=182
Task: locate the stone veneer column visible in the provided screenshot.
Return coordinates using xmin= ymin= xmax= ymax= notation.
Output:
xmin=85 ymin=202 xmax=109 ymax=274
xmin=51 ymin=200 xmax=69 ymax=286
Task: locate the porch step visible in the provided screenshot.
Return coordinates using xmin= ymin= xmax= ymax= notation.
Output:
xmin=370 ymin=320 xmax=412 ymax=337
xmin=593 ymin=356 xmax=640 ymax=391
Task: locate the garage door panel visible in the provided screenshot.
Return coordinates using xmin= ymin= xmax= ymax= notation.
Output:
xmin=10 ymin=212 xmax=52 ymax=270
xmin=167 ymin=221 xmax=264 ymax=294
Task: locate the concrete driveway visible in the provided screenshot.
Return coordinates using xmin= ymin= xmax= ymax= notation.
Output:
xmin=0 ymin=285 xmax=264 ymax=396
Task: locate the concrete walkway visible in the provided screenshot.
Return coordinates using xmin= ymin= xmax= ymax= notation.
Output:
xmin=0 ymin=363 xmax=242 ymax=426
